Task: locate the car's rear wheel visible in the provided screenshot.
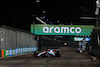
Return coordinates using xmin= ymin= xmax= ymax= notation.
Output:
xmin=55 ymin=51 xmax=61 ymax=57
xmin=34 ymin=52 xmax=38 ymax=57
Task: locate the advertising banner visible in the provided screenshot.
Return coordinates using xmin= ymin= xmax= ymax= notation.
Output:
xmin=27 ymin=48 xmax=29 ymax=52
xmin=25 ymin=47 xmax=27 ymax=53
xmin=74 ymin=37 xmax=90 ymax=41
xmin=18 ymin=48 xmax=21 ymax=54
xmin=31 ymin=24 xmax=94 ymax=35
xmin=23 ymin=48 xmax=25 ymax=53
xmin=29 ymin=47 xmax=30 ymax=52
xmin=4 ymin=49 xmax=9 ymax=57
xmin=15 ymin=48 xmax=18 ymax=55
xmin=9 ymin=49 xmax=13 ymax=56
xmin=2 ymin=47 xmax=38 ymax=58
xmin=13 ymin=49 xmax=15 ymax=56
xmin=32 ymin=47 xmax=34 ymax=52
xmin=20 ymin=48 xmax=23 ymax=54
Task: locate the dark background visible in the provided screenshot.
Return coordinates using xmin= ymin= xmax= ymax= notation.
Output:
xmin=0 ymin=0 xmax=96 ymax=31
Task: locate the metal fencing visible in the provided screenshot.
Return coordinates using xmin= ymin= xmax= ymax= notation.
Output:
xmin=0 ymin=26 xmax=38 ymax=57
xmin=0 ymin=26 xmax=17 ymax=49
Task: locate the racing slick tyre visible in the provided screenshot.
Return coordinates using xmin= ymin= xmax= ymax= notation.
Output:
xmin=34 ymin=52 xmax=38 ymax=57
xmin=55 ymin=51 xmax=61 ymax=57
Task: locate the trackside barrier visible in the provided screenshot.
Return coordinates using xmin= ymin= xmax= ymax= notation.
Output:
xmin=1 ymin=47 xmax=38 ymax=57
xmin=0 ymin=25 xmax=39 ymax=58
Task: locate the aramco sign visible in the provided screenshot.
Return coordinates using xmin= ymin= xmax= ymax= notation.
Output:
xmin=43 ymin=27 xmax=81 ymax=34
xmin=31 ymin=24 xmax=94 ymax=35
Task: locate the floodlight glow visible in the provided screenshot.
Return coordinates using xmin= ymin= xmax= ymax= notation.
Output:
xmin=96 ymin=0 xmax=99 ymax=4
xmin=36 ymin=0 xmax=40 ymax=2
xmin=46 ymin=19 xmax=48 ymax=21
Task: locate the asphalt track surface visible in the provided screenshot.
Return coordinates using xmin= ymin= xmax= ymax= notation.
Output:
xmin=0 ymin=47 xmax=100 ymax=67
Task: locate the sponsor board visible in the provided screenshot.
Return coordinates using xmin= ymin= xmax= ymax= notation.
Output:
xmin=31 ymin=24 xmax=94 ymax=35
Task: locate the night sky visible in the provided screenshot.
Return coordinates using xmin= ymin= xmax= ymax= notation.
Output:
xmin=0 ymin=0 xmax=96 ymax=31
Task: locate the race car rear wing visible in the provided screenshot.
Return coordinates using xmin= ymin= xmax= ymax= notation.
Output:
xmin=51 ymin=49 xmax=60 ymax=51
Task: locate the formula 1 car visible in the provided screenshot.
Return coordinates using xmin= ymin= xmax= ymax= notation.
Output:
xmin=32 ymin=49 xmax=61 ymax=58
